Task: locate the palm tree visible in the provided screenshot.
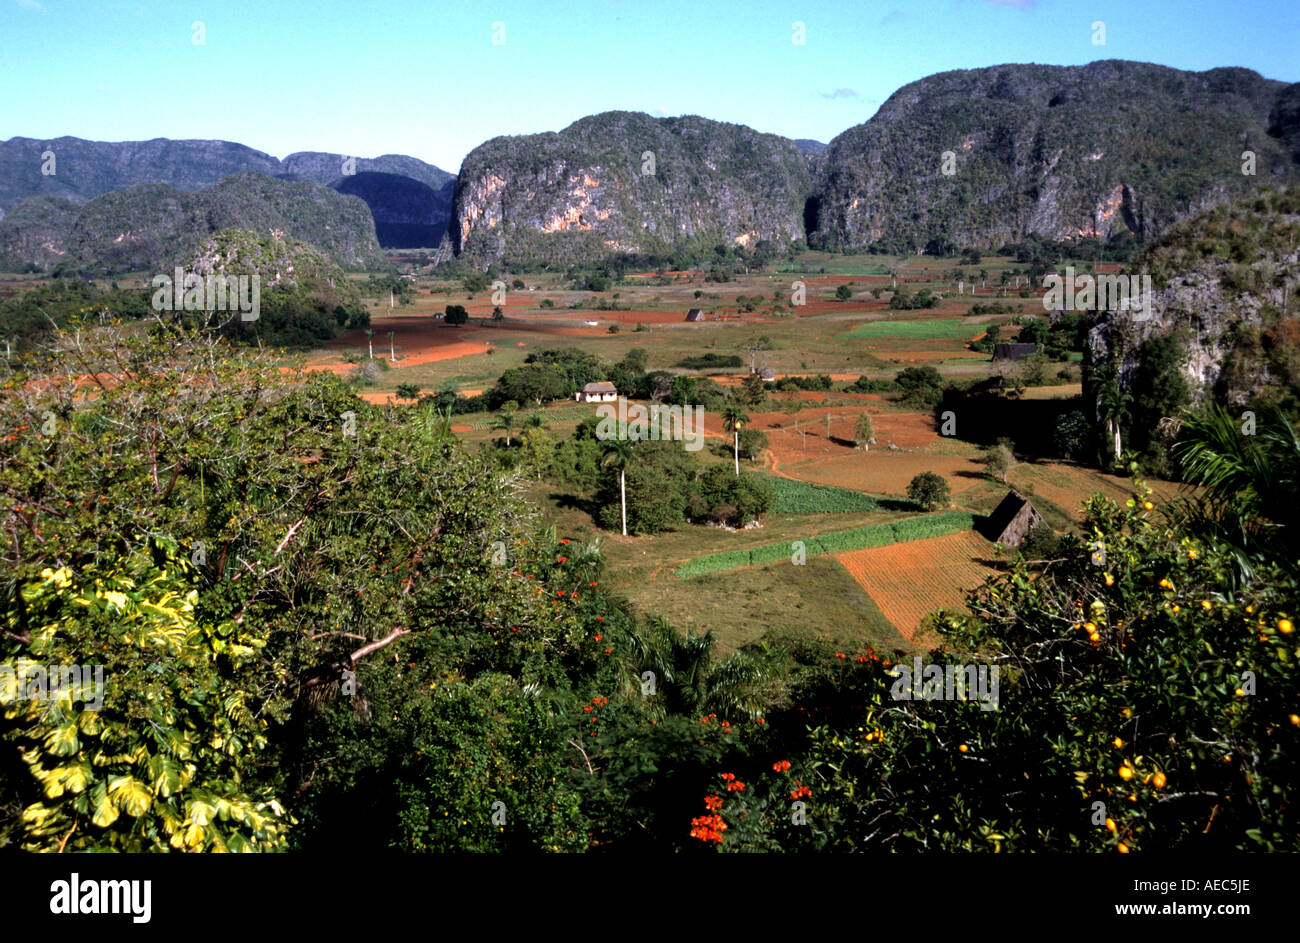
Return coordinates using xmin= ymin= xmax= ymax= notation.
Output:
xmin=1096 ymin=366 xmax=1132 ymax=463
xmin=491 ymin=407 xmax=517 ymax=446
xmin=365 ymin=328 xmax=374 ymax=360
xmin=1173 ymin=404 xmax=1300 ymax=584
xmin=722 ymin=400 xmax=748 ymax=476
xmin=625 ymin=617 xmax=782 ymax=721
xmin=387 ymin=331 xmax=396 ymax=363
xmin=601 ymin=438 xmax=635 ymax=536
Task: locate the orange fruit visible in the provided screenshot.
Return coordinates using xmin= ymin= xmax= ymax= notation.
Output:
xmin=958 ymin=744 xmax=969 ymax=753
xmin=1119 ymin=765 xmax=1134 ymax=780
xmin=1112 ymin=737 xmax=1124 ymax=749
xmin=1279 ymin=619 xmax=1294 ymax=634
xmin=1118 ymin=842 xmax=1130 ymax=853
xmin=1153 ymin=772 xmax=1166 ymax=789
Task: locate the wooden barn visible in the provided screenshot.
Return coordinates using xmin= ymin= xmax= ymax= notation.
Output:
xmin=983 ymin=490 xmax=1044 ymax=547
xmin=992 ymin=343 xmax=1037 ymax=362
xmin=684 ymin=308 xmax=705 ymax=322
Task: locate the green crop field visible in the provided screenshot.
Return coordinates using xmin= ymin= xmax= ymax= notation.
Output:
xmin=836 ymin=319 xmax=988 ymax=341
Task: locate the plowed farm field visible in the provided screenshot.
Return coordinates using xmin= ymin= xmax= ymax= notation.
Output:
xmin=836 ymin=530 xmax=1002 ymax=645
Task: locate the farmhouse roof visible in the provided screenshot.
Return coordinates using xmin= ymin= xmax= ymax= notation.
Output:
xmin=685 ymin=308 xmax=705 ymax=321
xmin=992 ymin=343 xmax=1037 ymax=362
xmin=983 ymin=490 xmax=1044 ymax=547
xmin=759 ymin=368 xmax=776 ymax=381
xmin=582 ymin=381 xmax=618 ymax=393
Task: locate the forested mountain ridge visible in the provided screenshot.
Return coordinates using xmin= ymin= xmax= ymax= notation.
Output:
xmin=809 ymin=61 xmax=1298 ymax=254
xmin=0 ymin=173 xmax=388 ymax=275
xmin=0 ymin=136 xmax=455 ymax=255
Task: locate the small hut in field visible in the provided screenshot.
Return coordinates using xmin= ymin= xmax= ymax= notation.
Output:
xmin=984 ymin=490 xmax=1044 ymax=547
xmin=992 ymin=343 xmax=1037 ymax=362
xmin=684 ymin=308 xmax=705 ymax=322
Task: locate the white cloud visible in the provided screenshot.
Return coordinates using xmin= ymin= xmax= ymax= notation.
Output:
xmin=15 ymin=0 xmax=47 ymax=11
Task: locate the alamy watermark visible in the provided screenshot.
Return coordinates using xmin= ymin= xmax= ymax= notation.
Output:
xmin=1 ymin=662 xmax=106 ymax=710
xmin=151 ymin=267 xmax=260 ymax=321
xmin=595 ymin=397 xmax=705 ymax=452
xmin=1042 ymin=267 xmax=1152 ymax=321
xmin=889 ymin=657 xmax=999 ymax=711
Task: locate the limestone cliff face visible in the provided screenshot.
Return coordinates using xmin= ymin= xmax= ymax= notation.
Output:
xmin=449 ymin=112 xmax=813 ymax=265
xmin=1086 ymin=187 xmax=1300 ymax=407
xmin=810 ymin=61 xmax=1297 ymax=253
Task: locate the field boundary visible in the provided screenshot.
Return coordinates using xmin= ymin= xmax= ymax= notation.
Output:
xmin=674 ymin=510 xmax=977 ymax=578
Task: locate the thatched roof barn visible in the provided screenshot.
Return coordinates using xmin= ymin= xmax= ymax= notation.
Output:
xmin=992 ymin=343 xmax=1037 ymax=362
xmin=983 ymin=490 xmax=1044 ymax=547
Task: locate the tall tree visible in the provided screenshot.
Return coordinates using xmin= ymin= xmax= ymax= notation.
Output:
xmin=1096 ymin=365 xmax=1132 ymax=463
xmin=601 ymin=438 xmax=636 ymax=536
xmin=722 ymin=401 xmax=748 ymax=476
xmin=492 ymin=406 xmax=518 ymax=446
xmin=854 ymin=412 xmax=875 ymax=451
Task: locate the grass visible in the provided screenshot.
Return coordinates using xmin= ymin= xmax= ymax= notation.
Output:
xmin=659 ymin=556 xmax=914 ymax=655
xmin=836 ymin=319 xmax=988 ymax=341
xmin=675 ymin=510 xmax=978 ymax=577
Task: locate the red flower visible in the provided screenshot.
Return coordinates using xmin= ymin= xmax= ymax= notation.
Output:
xmin=589 ymin=581 xmax=598 ymax=587
xmin=583 ymin=706 xmax=593 ymax=712
xmin=689 ymin=814 xmax=728 ymax=844
xmin=726 ymin=781 xmax=745 ymax=792
xmin=560 ymin=539 xmax=570 ymax=544
xmin=703 ymin=795 xmax=723 ymax=811
xmin=835 ymin=652 xmax=846 ymax=659
xmin=603 ymin=648 xmax=612 ymax=653
xmin=720 ymin=772 xmax=735 ymax=781
xmin=772 ymin=760 xmax=792 ymax=772
xmin=594 ymin=634 xmax=603 ymax=641
xmin=790 ymin=784 xmax=812 ymax=801
xmin=596 ymin=616 xmax=604 ymax=621
xmin=557 ymin=556 xmax=568 ymax=563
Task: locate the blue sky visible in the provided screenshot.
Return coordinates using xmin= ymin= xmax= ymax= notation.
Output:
xmin=2 ymin=0 xmax=1297 ymax=172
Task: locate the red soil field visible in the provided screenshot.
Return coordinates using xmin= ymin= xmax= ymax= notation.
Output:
xmin=836 ymin=530 xmax=1002 ymax=643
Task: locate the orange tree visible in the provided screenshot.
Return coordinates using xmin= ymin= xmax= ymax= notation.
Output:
xmin=691 ymin=484 xmax=1299 ymax=852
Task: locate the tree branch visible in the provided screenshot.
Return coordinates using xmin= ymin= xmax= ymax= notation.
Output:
xmin=349 ymin=627 xmax=411 ymax=665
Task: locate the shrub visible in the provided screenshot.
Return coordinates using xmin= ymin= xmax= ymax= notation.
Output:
xmin=907 ymin=472 xmax=950 ymax=511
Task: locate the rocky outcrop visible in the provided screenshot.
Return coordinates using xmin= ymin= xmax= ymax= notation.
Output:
xmin=1087 ymin=187 xmax=1300 ymax=407
xmin=810 ymin=61 xmax=1298 ymax=253
xmin=449 ymin=111 xmax=813 ymax=265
